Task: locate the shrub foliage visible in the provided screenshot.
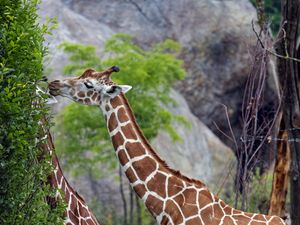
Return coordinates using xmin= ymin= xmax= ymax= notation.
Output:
xmin=0 ymin=1 xmax=65 ymax=224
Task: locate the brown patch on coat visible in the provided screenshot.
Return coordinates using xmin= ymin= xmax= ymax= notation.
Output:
xmin=125 ymin=167 xmax=138 ymax=183
xmin=168 ymin=176 xmax=184 ymax=196
xmin=161 ymin=215 xmax=170 ymax=225
xmin=78 ymin=202 xmax=90 ymax=217
xmin=147 ymin=172 xmax=166 ymax=198
xmin=117 ymin=107 xmax=129 ymax=123
xmin=78 ymin=91 xmax=85 ymax=98
xmin=110 ymin=96 xmax=123 ymax=108
xmin=165 ymin=200 xmax=183 ymax=224
xmin=132 ymin=156 xmax=157 ymax=181
xmin=200 ymin=205 xmax=220 ymax=225
xmin=108 ymin=112 xmax=118 ymax=132
xmin=84 ymin=98 xmax=91 ymax=104
xmin=121 ymin=123 xmax=137 ymax=140
xmin=198 ymin=189 xmax=214 ymax=208
xmin=117 ymin=149 xmax=129 ymax=166
xmin=92 ymin=93 xmax=98 ymax=101
xmin=125 ymin=142 xmax=145 ymax=158
xmin=183 ymin=188 xmax=197 ymax=205
xmin=145 ymin=195 xmax=164 ymax=216
xmin=69 ymin=210 xmax=79 ymax=224
xmin=222 ymin=216 xmax=236 ymax=225
xmin=186 ymin=217 xmax=203 ymax=225
xmin=231 ymin=215 xmax=251 ymax=224
xmin=87 ymin=91 xmax=93 ymax=96
xmin=133 ymin=184 xmax=147 ymax=198
xmin=111 ymin=132 xmax=124 ymax=149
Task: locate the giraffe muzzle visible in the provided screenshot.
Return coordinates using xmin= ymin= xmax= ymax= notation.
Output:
xmin=48 ymin=80 xmax=63 ymax=96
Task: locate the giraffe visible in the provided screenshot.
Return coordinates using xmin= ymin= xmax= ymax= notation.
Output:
xmin=39 ymin=119 xmax=100 ymax=225
xmin=48 ymin=66 xmax=286 ymax=225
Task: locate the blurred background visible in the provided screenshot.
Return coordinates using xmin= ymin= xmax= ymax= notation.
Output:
xmin=38 ymin=0 xmax=281 ymax=224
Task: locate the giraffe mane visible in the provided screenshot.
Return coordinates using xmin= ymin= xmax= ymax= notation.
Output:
xmin=47 ymin=133 xmax=89 ymax=205
xmin=79 ymin=67 xmax=120 ymax=80
xmin=79 ymin=69 xmax=97 ymax=79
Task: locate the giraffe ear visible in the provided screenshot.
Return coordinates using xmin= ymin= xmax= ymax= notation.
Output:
xmin=119 ymin=85 xmax=132 ymax=94
xmin=104 ymin=85 xmax=132 ymax=98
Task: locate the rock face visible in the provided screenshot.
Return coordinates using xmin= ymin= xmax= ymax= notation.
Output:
xmin=60 ymin=0 xmax=257 ymax=145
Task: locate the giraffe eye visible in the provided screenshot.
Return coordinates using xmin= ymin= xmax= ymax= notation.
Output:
xmin=84 ymin=81 xmax=93 ymax=89
xmin=106 ymin=86 xmax=117 ymax=94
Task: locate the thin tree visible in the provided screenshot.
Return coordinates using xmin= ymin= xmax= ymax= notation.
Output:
xmin=275 ymin=1 xmax=300 ymax=224
xmin=233 ymin=28 xmax=279 ymax=210
xmin=269 ymin=118 xmax=290 ymax=218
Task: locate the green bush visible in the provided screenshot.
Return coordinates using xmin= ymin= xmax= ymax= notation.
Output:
xmin=0 ymin=0 xmax=65 ymax=224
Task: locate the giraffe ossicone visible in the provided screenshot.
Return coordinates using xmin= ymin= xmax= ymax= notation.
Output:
xmin=49 ymin=66 xmax=286 ymax=225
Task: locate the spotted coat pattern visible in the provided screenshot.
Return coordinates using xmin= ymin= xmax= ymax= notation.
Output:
xmin=101 ymin=94 xmax=286 ymax=225
xmin=48 ymin=67 xmax=287 ymax=225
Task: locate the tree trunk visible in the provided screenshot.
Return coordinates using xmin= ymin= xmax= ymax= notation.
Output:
xmin=119 ymin=166 xmax=128 ymax=225
xmin=275 ymin=1 xmax=300 ymax=224
xmin=129 ymin=186 xmax=134 ymax=225
xmin=135 ymin=194 xmax=142 ymax=225
xmin=269 ymin=119 xmax=290 ymax=218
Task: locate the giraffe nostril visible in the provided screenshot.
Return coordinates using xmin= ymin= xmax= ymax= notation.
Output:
xmin=49 ymin=80 xmax=62 ymax=86
xmin=49 ymin=80 xmax=59 ymax=87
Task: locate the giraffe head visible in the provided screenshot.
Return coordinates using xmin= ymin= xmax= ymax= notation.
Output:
xmin=48 ymin=66 xmax=132 ymax=105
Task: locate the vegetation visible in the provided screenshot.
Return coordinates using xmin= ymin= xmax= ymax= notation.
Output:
xmin=246 ymin=1 xmax=300 ymax=224
xmin=54 ymin=34 xmax=186 ymax=224
xmin=274 ymin=1 xmax=300 ymax=223
xmin=1 ymin=0 xmax=292 ymax=223
xmin=89 ymin=197 xmax=155 ymax=225
xmin=0 ymin=1 xmax=65 ymax=224
xmin=250 ymin=0 xmax=281 ymax=34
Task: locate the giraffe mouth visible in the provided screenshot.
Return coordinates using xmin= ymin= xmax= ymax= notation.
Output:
xmin=48 ymin=80 xmax=63 ymax=96
xmin=49 ymin=89 xmax=60 ymax=96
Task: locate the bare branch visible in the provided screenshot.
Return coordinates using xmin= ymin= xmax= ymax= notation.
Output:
xmin=252 ymin=21 xmax=300 ymax=63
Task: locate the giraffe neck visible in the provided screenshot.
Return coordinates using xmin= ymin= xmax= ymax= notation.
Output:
xmin=101 ymin=94 xmax=286 ymax=225
xmin=41 ymin=129 xmax=100 ymax=225
xmin=102 ymin=94 xmax=211 ymax=222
